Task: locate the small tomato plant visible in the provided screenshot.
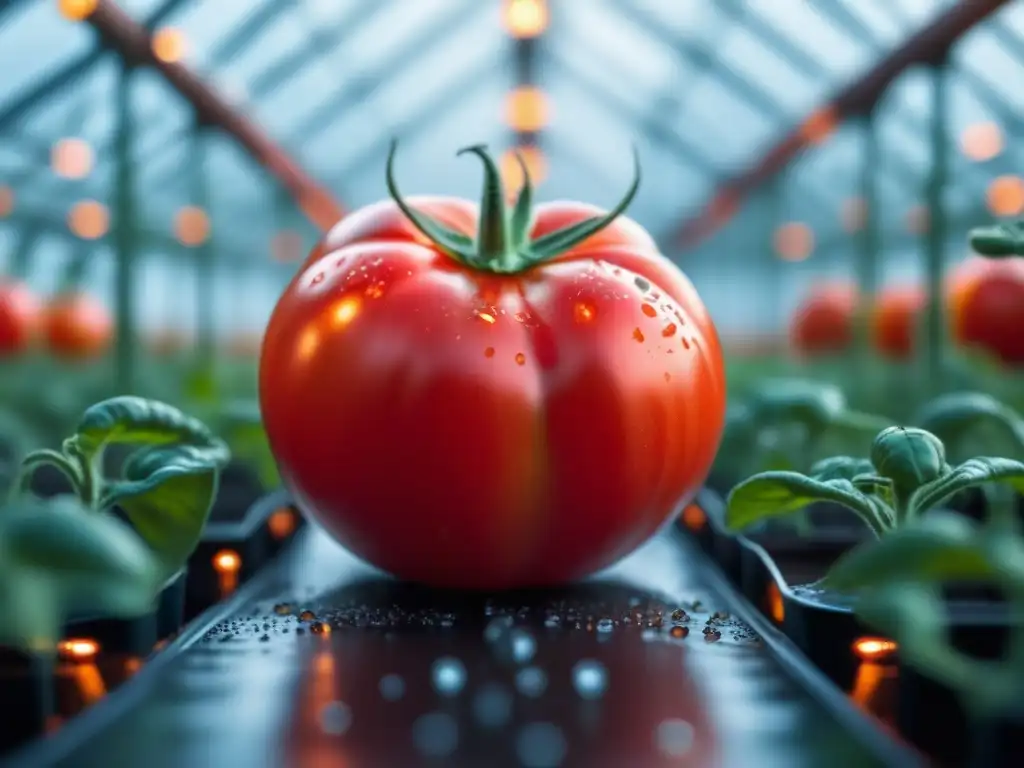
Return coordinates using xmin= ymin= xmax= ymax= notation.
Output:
xmin=727 ymin=425 xmax=1024 ymax=544
xmin=11 ymin=396 xmax=230 ymax=581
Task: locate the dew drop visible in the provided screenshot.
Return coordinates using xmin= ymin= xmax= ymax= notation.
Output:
xmin=662 ymin=323 xmax=677 ymax=337
xmin=596 ymin=618 xmax=614 ymax=633
xmin=299 ymin=610 xmax=316 ymax=622
xmin=431 ymin=657 xmax=467 ymax=696
xmin=572 ymin=659 xmax=608 ymax=700
xmin=641 ymin=303 xmax=657 ymax=318
xmin=670 ymin=625 xmax=689 ymax=639
xmin=573 ymin=301 xmax=595 ymax=323
xmin=664 ymin=372 xmax=671 ymax=382
xmin=311 ymin=272 xmax=324 ymax=285
xmin=273 ymin=603 xmax=293 ymax=616
xmin=634 ymin=276 xmax=650 ymax=291
xmin=514 ymin=312 xmax=528 ymax=323
xmin=633 ymin=328 xmax=645 ymax=343
xmin=484 ymin=346 xmax=495 ymax=358
xmin=681 ymin=337 xmax=691 ymax=350
xmin=544 ymin=615 xmax=561 ymax=629
xmin=476 ymin=310 xmax=496 ymax=324
xmin=365 ymin=282 xmax=384 ymax=299
xmin=515 ymin=352 xmax=527 ymax=366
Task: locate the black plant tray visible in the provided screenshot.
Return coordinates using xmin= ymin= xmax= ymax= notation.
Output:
xmin=738 ymin=534 xmax=1021 ymax=766
xmin=62 ymin=568 xmax=188 ymax=656
xmin=2 ymin=508 xmax=926 ymax=768
xmin=184 ymin=488 xmax=301 ymax=618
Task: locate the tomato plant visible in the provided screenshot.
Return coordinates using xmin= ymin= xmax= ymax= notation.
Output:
xmin=0 ymin=281 xmax=41 ymax=356
xmin=947 ymin=257 xmax=1024 ymax=366
xmin=260 ymin=143 xmax=727 ymax=589
xmin=871 ymin=285 xmax=924 ymax=361
xmin=43 ymin=292 xmax=113 ymax=360
xmin=788 ymin=283 xmax=857 ymax=356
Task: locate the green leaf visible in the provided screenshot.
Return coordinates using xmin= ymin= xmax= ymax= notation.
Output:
xmin=100 ymin=442 xmax=230 ymax=577
xmin=0 ymin=497 xmax=162 ymax=649
xmin=870 ymin=426 xmax=949 ymax=501
xmin=969 ymin=224 xmax=1024 ymax=257
xmin=909 ymin=457 xmax=1024 ymax=517
xmin=73 ymin=396 xmax=218 ymax=455
xmin=726 ymin=471 xmax=892 ymax=536
xmin=750 ymin=379 xmax=847 ymax=435
xmin=810 ymin=456 xmax=875 ymax=482
xmin=823 ymin=512 xmax=993 ymax=591
xmin=913 ymin=392 xmax=1024 ymax=457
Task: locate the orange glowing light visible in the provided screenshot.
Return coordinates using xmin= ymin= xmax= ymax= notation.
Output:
xmin=765 ymin=582 xmax=785 ymax=624
xmin=213 ymin=549 xmax=241 ymax=597
xmin=849 ymin=661 xmax=896 ymax=713
xmin=841 ymin=197 xmax=866 ymax=233
xmin=799 ymin=106 xmax=838 ymax=145
xmin=68 ymin=200 xmax=109 ymax=240
xmin=152 ymin=28 xmax=187 ymax=63
xmin=986 ymin=175 xmax=1024 ymax=218
xmin=268 ymin=508 xmax=297 ymax=539
xmin=58 ymin=638 xmax=99 ymax=661
xmin=500 ymin=146 xmax=547 ymax=193
xmin=271 ymin=230 xmax=304 ymax=262
xmin=906 ymin=205 xmax=928 ymax=235
xmin=0 ymin=186 xmax=12 ymax=218
xmin=681 ymin=504 xmax=706 ymax=531
xmin=58 ymin=0 xmax=97 ymax=21
xmin=505 ymin=87 xmax=549 ymax=132
xmin=71 ymin=662 xmax=107 ymax=705
xmin=51 ymin=138 xmax=93 ymax=179
xmin=961 ymin=122 xmax=1003 ymax=162
xmin=773 ymin=222 xmax=814 ymax=261
xmin=174 ymin=206 xmax=210 ymax=246
xmin=852 ymin=636 xmax=898 ymax=661
xmin=503 ymin=0 xmax=548 ymax=38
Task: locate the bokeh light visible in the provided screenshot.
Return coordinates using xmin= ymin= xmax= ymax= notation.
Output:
xmin=68 ymin=200 xmax=109 ymax=240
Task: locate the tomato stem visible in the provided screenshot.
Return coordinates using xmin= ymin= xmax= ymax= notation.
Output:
xmin=384 ymin=140 xmax=642 ymax=275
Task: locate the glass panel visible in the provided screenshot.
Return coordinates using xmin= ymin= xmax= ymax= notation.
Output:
xmin=833 ymin=0 xmax=905 ymax=44
xmin=624 ymin=0 xmax=723 ymax=38
xmin=217 ymin=13 xmax=314 ymax=86
xmin=674 ymin=77 xmax=777 ymax=169
xmin=0 ymin=2 xmax=92 ymax=106
xmin=955 ymin=27 xmax=1024 ymax=112
xmin=162 ymin=0 xmax=270 ymax=72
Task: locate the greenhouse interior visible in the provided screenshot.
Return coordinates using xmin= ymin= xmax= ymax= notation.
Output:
xmin=1 ymin=1 xmax=1023 ymax=767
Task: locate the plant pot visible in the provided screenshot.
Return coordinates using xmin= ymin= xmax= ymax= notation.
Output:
xmin=740 ymin=534 xmax=1020 ymax=764
xmin=63 ymin=569 xmax=188 ymax=656
xmin=185 ymin=488 xmax=300 ymax=617
xmin=0 ymin=649 xmax=52 ymax=755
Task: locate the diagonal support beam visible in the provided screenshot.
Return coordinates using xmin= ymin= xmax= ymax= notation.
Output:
xmin=667 ymin=0 xmax=1012 ymax=249
xmin=83 ymin=0 xmax=343 ymax=230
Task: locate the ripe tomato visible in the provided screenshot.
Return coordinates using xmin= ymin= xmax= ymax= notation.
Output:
xmin=949 ymin=257 xmax=1024 ymax=365
xmin=44 ymin=293 xmax=113 ymax=360
xmin=0 ymin=281 xmax=41 ymax=355
xmin=871 ymin=285 xmax=924 ymax=360
xmin=788 ymin=283 xmax=858 ymax=356
xmin=260 ymin=144 xmax=727 ymax=589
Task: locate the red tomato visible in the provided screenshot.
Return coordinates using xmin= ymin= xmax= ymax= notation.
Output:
xmin=871 ymin=285 xmax=925 ymax=360
xmin=950 ymin=257 xmax=1024 ymax=365
xmin=260 ymin=146 xmax=726 ymax=589
xmin=44 ymin=293 xmax=113 ymax=360
xmin=788 ymin=283 xmax=858 ymax=356
xmin=0 ymin=280 xmax=42 ymax=355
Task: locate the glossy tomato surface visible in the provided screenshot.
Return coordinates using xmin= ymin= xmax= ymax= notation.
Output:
xmin=44 ymin=293 xmax=113 ymax=360
xmin=261 ymin=198 xmax=726 ymax=589
xmin=0 ymin=281 xmax=41 ymax=355
xmin=788 ymin=283 xmax=857 ymax=356
xmin=950 ymin=257 xmax=1024 ymax=365
xmin=871 ymin=285 xmax=924 ymax=361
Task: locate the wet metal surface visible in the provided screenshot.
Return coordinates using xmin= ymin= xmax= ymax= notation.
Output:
xmin=27 ymin=527 xmax=898 ymax=767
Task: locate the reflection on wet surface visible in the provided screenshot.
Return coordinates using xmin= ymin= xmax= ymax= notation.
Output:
xmin=30 ymin=528 xmax=905 ymax=768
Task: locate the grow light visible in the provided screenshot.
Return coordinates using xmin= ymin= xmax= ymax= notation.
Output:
xmin=765 ymin=583 xmax=785 ymax=624
xmin=213 ymin=549 xmax=241 ymax=597
xmin=58 ymin=638 xmax=99 ymax=662
xmin=268 ymin=508 xmax=297 ymax=540
xmin=681 ymin=504 xmax=705 ymax=531
xmin=852 ymin=637 xmax=898 ymax=661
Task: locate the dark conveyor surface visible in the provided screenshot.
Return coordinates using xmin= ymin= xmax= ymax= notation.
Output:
xmin=25 ymin=527 xmax=901 ymax=768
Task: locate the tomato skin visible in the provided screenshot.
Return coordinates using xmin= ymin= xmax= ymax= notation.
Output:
xmin=871 ymin=285 xmax=924 ymax=360
xmin=951 ymin=257 xmax=1024 ymax=365
xmin=0 ymin=281 xmax=41 ymax=355
xmin=43 ymin=293 xmax=113 ymax=360
xmin=789 ymin=283 xmax=858 ymax=356
xmin=261 ymin=203 xmax=726 ymax=589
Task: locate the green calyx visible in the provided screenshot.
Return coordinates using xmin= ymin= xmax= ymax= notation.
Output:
xmin=385 ymin=140 xmax=641 ymax=274
xmin=969 ymin=222 xmax=1024 ymax=258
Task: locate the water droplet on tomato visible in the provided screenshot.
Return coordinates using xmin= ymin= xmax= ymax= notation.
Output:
xmin=476 ymin=311 xmax=496 ymax=324
xmin=514 ymin=312 xmax=527 ymax=323
xmin=484 ymin=347 xmax=495 ymax=358
xmin=669 ymin=625 xmax=689 ymax=639
xmin=633 ymin=328 xmax=645 ymax=342
xmin=662 ymin=323 xmax=677 ymax=337
xmin=641 ymin=303 xmax=657 ymax=318
xmin=515 ymin=352 xmax=526 ymax=366
xmin=299 ymin=610 xmax=316 ymax=621
xmin=573 ymin=301 xmax=596 ymax=323
xmin=664 ymin=372 xmax=671 ymax=382
xmin=331 ymin=295 xmax=360 ymax=327
xmin=311 ymin=272 xmax=325 ymax=285
xmin=681 ymin=337 xmax=691 ymax=350
xmin=635 ymin=276 xmax=651 ymax=291
xmin=365 ymin=282 xmax=384 ymax=299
